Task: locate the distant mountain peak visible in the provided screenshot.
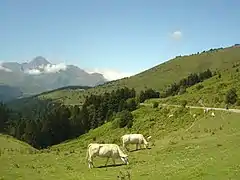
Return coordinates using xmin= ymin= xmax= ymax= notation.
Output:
xmin=30 ymin=56 xmax=51 ymax=67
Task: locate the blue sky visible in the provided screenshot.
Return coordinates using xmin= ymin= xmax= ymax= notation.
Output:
xmin=0 ymin=0 xmax=240 ymax=80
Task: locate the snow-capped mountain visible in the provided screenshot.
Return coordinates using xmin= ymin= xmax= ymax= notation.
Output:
xmin=0 ymin=56 xmax=107 ymax=96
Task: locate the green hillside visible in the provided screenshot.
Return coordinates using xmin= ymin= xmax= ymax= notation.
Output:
xmin=146 ymin=67 xmax=240 ymax=109
xmin=1 ymin=105 xmax=240 ymax=179
xmin=37 ymin=45 xmax=240 ymax=105
xmin=0 ymin=84 xmax=23 ymax=102
xmin=0 ymin=134 xmax=36 ymax=151
xmin=2 ymin=45 xmax=240 ymax=179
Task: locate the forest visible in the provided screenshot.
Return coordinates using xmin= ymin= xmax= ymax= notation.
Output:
xmin=0 ymin=69 xmax=213 ymax=149
xmin=0 ymin=87 xmax=159 ymax=149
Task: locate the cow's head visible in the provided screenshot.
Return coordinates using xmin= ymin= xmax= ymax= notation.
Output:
xmin=145 ymin=141 xmax=150 ymax=148
xmin=120 ymin=155 xmax=129 ymax=165
xmin=146 ymin=136 xmax=152 ymax=147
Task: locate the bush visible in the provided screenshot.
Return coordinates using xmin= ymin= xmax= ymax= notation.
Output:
xmin=112 ymin=118 xmax=121 ymax=129
xmin=180 ymin=100 xmax=187 ymax=108
xmin=125 ymin=98 xmax=137 ymax=111
xmin=235 ymin=99 xmax=240 ymax=106
xmin=152 ymin=101 xmax=159 ymax=108
xmin=178 ymin=86 xmax=186 ymax=95
xmin=196 ymin=84 xmax=204 ymax=90
xmin=112 ymin=110 xmax=133 ymax=129
xmin=225 ymin=88 xmax=238 ymax=104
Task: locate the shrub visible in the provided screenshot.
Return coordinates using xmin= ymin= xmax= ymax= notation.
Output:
xmin=225 ymin=88 xmax=238 ymax=104
xmin=180 ymin=100 xmax=187 ymax=108
xmin=112 ymin=110 xmax=133 ymax=129
xmin=112 ymin=118 xmax=120 ymax=129
xmin=196 ymin=84 xmax=204 ymax=90
xmin=235 ymin=99 xmax=240 ymax=106
xmin=125 ymin=98 xmax=137 ymax=111
xmin=178 ymin=86 xmax=186 ymax=95
xmin=152 ymin=101 xmax=159 ymax=108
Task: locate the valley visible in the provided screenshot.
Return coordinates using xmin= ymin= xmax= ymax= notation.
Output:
xmin=1 ymin=45 xmax=240 ymax=179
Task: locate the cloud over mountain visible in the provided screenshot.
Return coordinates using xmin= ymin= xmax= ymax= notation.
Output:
xmin=0 ymin=56 xmax=107 ymax=96
xmin=0 ymin=62 xmax=12 ymax=72
xmin=25 ymin=63 xmax=67 ymax=75
xmin=86 ymin=68 xmax=133 ymax=81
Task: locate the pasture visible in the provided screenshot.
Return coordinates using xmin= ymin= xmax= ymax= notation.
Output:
xmin=1 ymin=105 xmax=240 ymax=180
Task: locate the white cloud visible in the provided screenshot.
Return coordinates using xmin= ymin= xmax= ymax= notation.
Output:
xmin=25 ymin=63 xmax=67 ymax=75
xmin=171 ymin=30 xmax=182 ymax=40
xmin=0 ymin=62 xmax=12 ymax=72
xmin=86 ymin=68 xmax=134 ymax=81
xmin=44 ymin=63 xmax=67 ymax=73
xmin=27 ymin=69 xmax=42 ymax=75
xmin=24 ymin=61 xmax=134 ymax=81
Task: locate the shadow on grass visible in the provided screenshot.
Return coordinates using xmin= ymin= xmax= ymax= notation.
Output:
xmin=97 ymin=163 xmax=126 ymax=168
xmin=129 ymin=147 xmax=152 ymax=152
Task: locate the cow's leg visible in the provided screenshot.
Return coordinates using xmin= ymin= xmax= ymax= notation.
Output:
xmin=88 ymin=158 xmax=93 ymax=169
xmin=88 ymin=161 xmax=91 ymax=169
xmin=136 ymin=143 xmax=139 ymax=150
xmin=91 ymin=156 xmax=95 ymax=168
xmin=105 ymin=157 xmax=109 ymax=167
xmin=143 ymin=143 xmax=147 ymax=149
xmin=125 ymin=144 xmax=130 ymax=152
xmin=112 ymin=157 xmax=116 ymax=166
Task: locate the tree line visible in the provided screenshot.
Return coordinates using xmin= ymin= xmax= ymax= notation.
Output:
xmin=162 ymin=69 xmax=213 ymax=97
xmin=0 ymin=87 xmax=159 ymax=149
xmin=0 ymin=69 xmax=215 ymax=149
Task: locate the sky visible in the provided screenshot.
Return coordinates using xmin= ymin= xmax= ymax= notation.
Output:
xmin=0 ymin=0 xmax=240 ymax=80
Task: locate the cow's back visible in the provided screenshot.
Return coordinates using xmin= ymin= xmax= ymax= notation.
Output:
xmin=98 ymin=144 xmax=119 ymax=158
xmin=124 ymin=134 xmax=143 ymax=144
xmin=88 ymin=143 xmax=102 ymax=157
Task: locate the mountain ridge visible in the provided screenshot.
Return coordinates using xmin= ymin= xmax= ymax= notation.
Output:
xmin=31 ymin=45 xmax=240 ymax=105
xmin=0 ymin=56 xmax=108 ymax=101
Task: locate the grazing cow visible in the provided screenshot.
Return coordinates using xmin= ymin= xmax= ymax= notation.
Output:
xmin=86 ymin=143 xmax=129 ymax=169
xmin=168 ymin=114 xmax=174 ymax=118
xmin=121 ymin=134 xmax=151 ymax=151
xmin=193 ymin=114 xmax=197 ymax=118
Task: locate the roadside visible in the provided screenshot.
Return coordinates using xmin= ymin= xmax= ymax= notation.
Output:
xmin=140 ymin=103 xmax=240 ymax=113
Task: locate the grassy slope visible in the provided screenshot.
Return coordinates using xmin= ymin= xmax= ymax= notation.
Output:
xmin=39 ymin=89 xmax=86 ymax=105
xmin=38 ymin=46 xmax=240 ymax=105
xmin=0 ymin=134 xmax=36 ymax=150
xmin=1 ymin=105 xmax=240 ymax=180
xmin=146 ymin=67 xmax=240 ymax=109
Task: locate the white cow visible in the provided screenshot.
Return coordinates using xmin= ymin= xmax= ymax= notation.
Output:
xmin=121 ymin=134 xmax=151 ymax=151
xmin=86 ymin=143 xmax=129 ymax=169
xmin=211 ymin=112 xmax=215 ymax=117
xmin=204 ymin=108 xmax=209 ymax=113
